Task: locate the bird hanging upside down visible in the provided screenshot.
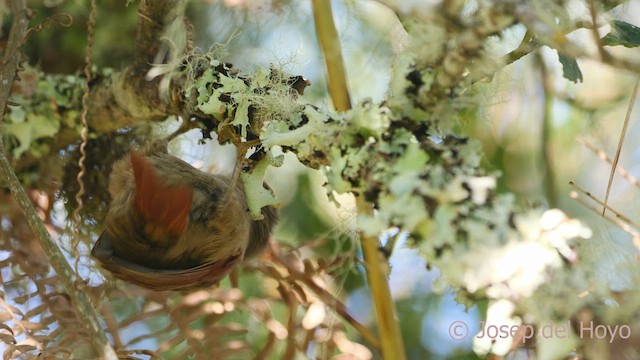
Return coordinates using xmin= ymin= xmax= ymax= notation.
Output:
xmin=91 ymin=140 xmax=277 ymax=291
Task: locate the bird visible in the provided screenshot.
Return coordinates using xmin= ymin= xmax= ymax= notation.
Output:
xmin=91 ymin=140 xmax=277 ymax=291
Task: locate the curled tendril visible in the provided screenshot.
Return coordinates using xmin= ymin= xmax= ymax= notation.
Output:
xmin=72 ymin=0 xmax=96 ymax=273
xmin=24 ymin=13 xmax=73 ymax=41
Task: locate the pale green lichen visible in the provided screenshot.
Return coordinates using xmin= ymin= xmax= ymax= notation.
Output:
xmin=5 ymin=111 xmax=60 ymax=157
xmin=196 ymin=71 xmax=250 ymax=121
xmin=231 ymin=93 xmax=251 ymax=138
xmin=262 ymin=107 xmax=329 ymax=149
xmin=347 ymin=99 xmax=391 ymax=140
xmin=325 ymin=148 xmax=352 ymax=194
xmin=379 ymin=192 xmax=431 ymax=235
xmin=4 ymin=70 xmax=83 ymax=158
xmin=240 ymin=151 xmax=283 ymax=220
xmin=193 ymin=69 xmax=225 ymax=117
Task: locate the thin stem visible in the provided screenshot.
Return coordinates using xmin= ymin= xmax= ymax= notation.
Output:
xmin=536 ymin=53 xmax=558 ymax=207
xmin=569 ymin=189 xmax=640 ymax=250
xmin=359 ymin=229 xmax=406 ymax=360
xmin=311 ymin=0 xmax=351 ymax=112
xmin=588 ymin=0 xmax=609 ymax=62
xmin=602 ymin=77 xmax=640 ymax=216
xmin=577 ymin=137 xmax=640 ymax=189
xmin=569 ymin=181 xmax=637 ymax=227
xmin=261 ymin=250 xmax=381 ymax=350
xmin=501 ymin=1 xmax=630 ymax=73
xmin=356 ymin=199 xmax=406 ymax=360
xmin=505 ymin=30 xmax=535 ymax=66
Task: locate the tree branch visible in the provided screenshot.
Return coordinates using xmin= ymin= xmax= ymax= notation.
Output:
xmin=0 ymin=1 xmax=28 ymax=116
xmin=268 ymin=250 xmax=382 ymax=350
xmin=359 ymin=229 xmax=406 ymax=360
xmin=133 ymin=0 xmax=183 ymax=72
xmin=88 ymin=0 xmax=186 ymax=133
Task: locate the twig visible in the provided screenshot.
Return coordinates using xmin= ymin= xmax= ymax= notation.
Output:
xmin=311 ymin=0 xmax=351 ymax=112
xmin=602 ymin=77 xmax=639 ymax=215
xmin=86 ymin=0 xmax=185 ymax=134
xmin=264 ymin=251 xmax=381 ymax=350
xmin=0 ymin=1 xmax=117 ymax=358
xmin=569 ymin=189 xmax=640 ymax=251
xmin=588 ymin=0 xmax=610 ymax=62
xmin=0 ymin=2 xmax=28 ymax=116
xmin=283 ymin=284 xmax=297 ymax=359
xmin=504 ymin=30 xmax=535 ymax=66
xmin=254 ymin=331 xmax=276 ymax=360
xmin=577 ymin=137 xmax=639 ymax=189
xmin=502 ymin=1 xmax=632 ymax=72
xmin=134 ymin=0 xmax=183 ymax=71
xmin=536 ymin=52 xmax=558 ymax=207
xmin=359 ymin=227 xmax=406 ymax=360
xmin=100 ymin=302 xmax=125 ymax=350
xmin=569 ymin=181 xmax=640 ymax=232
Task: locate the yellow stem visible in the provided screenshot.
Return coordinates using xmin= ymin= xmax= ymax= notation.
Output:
xmin=311 ymin=2 xmax=404 ymax=357
xmin=358 ymin=201 xmax=406 ymax=360
xmin=311 ymin=0 xmax=352 ymax=112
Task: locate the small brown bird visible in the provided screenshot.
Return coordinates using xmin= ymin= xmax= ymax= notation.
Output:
xmin=92 ymin=141 xmax=277 ymax=291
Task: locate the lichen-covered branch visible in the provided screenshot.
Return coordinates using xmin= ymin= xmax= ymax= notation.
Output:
xmin=92 ymin=0 xmax=188 ymax=132
xmin=3 ymin=0 xmax=186 ymax=173
xmin=133 ymin=0 xmax=184 ymax=72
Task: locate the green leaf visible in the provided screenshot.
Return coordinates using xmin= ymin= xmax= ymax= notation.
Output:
xmin=557 ymin=53 xmax=583 ymax=83
xmin=602 ymin=20 xmax=640 ymax=48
